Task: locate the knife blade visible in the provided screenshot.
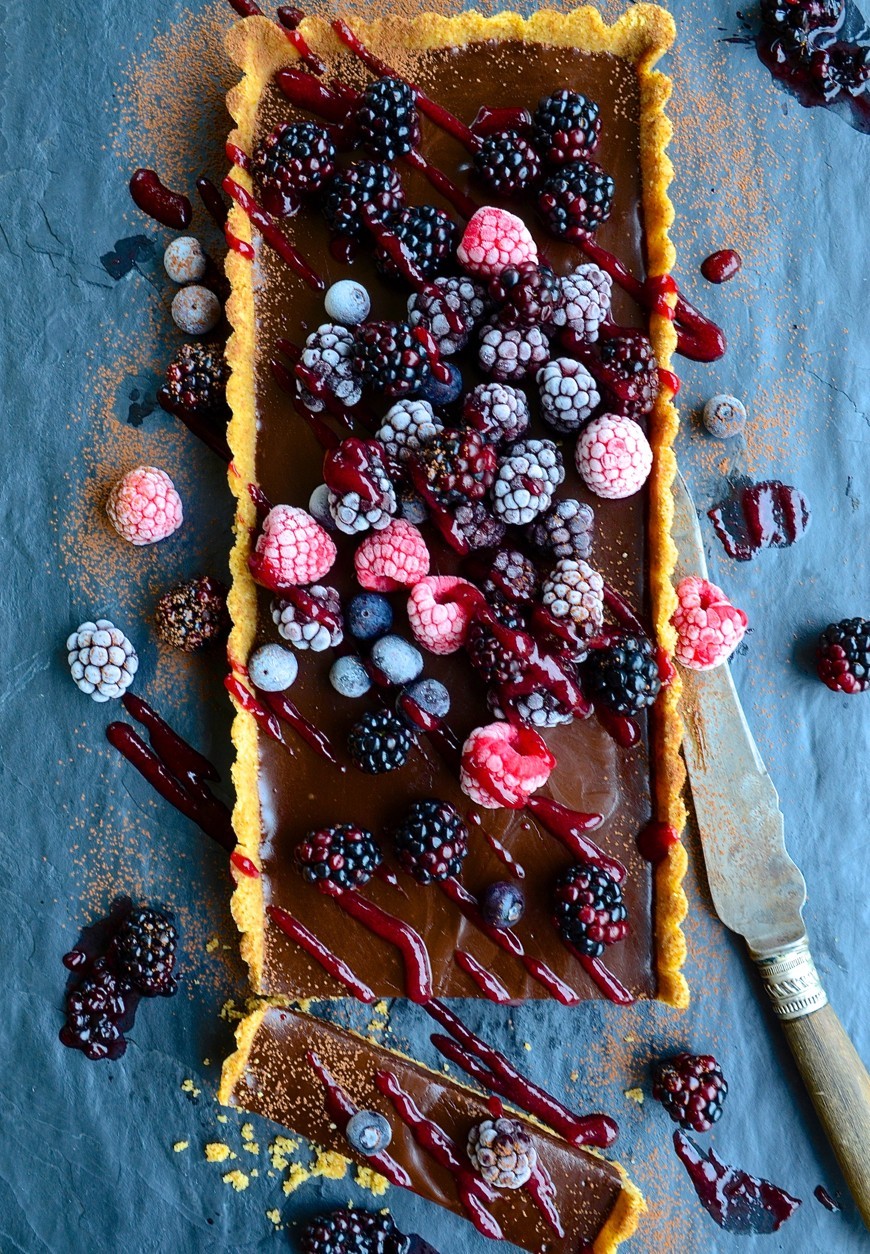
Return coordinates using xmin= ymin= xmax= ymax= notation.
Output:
xmin=671 ymin=470 xmax=870 ymax=1227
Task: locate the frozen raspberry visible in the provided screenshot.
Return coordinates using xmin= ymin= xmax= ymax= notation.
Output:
xmin=106 ymin=466 xmax=183 ymax=546
xmin=479 ymin=322 xmax=550 ymax=382
xmin=407 ymin=576 xmax=483 ymax=655
xmin=463 ymin=381 xmax=530 ymax=445
xmin=542 ymin=558 xmax=604 ymax=632
xmin=460 ymin=722 xmax=556 ymax=810
xmin=249 ymin=504 xmax=337 ymax=591
xmin=354 ymin=519 xmax=430 ymax=592
xmin=551 ymin=263 xmax=612 ymax=340
xmin=575 ymin=413 xmax=652 ymax=500
xmin=457 ymin=206 xmax=538 ymax=279
xmin=672 ymin=576 xmax=748 ymax=671
xmin=537 ymin=358 xmax=600 ymax=433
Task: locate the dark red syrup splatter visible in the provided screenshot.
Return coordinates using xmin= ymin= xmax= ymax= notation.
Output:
xmin=674 ymin=1131 xmax=801 ymax=1233
xmin=129 ymin=169 xmax=192 ymax=229
xmin=257 ymin=687 xmax=343 ymax=768
xmin=708 ymin=478 xmax=811 ymax=561
xmin=525 ymin=796 xmax=623 ymax=878
xmin=701 ymin=249 xmax=742 ymax=283
xmin=454 ymin=950 xmax=512 ymax=1002
xmin=318 ymin=883 xmax=433 ymax=1003
xmin=268 ymin=904 xmax=375 ymax=1002
xmin=157 ymin=385 xmax=232 ymax=464
xmin=595 ymin=705 xmax=641 ymax=749
xmin=230 ymin=851 xmax=260 ymax=878
xmin=196 ymin=176 xmax=229 ymax=227
xmin=814 ymin=1184 xmax=840 ymax=1211
xmin=222 ymin=176 xmax=324 ymax=290
xmin=637 ymin=821 xmax=680 ymax=863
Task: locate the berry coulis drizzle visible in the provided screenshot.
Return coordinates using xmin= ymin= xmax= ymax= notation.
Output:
xmin=319 ymin=882 xmax=434 ymax=1003
xmin=306 ymin=1051 xmax=413 ymax=1185
xmin=674 ymin=1131 xmax=801 ymax=1234
xmin=708 ymin=479 xmax=811 ymax=561
xmin=701 ymin=249 xmax=742 ymax=283
xmin=268 ymin=904 xmax=376 ymax=1001
xmin=454 ymin=950 xmax=512 ymax=1002
xmin=129 ymin=169 xmax=192 ymax=229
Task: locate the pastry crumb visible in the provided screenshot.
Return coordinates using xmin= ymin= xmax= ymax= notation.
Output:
xmin=241 ymin=1122 xmax=255 ymax=1141
xmin=172 ymin=1141 xmax=189 ymax=1153
xmin=523 ymin=1042 xmax=532 ymax=1051
xmin=283 ymin=1162 xmax=311 ymax=1195
xmin=624 ymin=1087 xmax=644 ymax=1105
xmin=570 ymin=1070 xmax=579 ymax=1082
xmin=206 ymin=937 xmax=219 ymax=953
xmin=243 ymin=1142 xmax=260 ymax=1155
xmin=216 ymin=1113 xmax=228 ymax=1124
xmin=266 ymin=1209 xmax=282 ymax=1227
xmin=357 ymin=1166 xmax=390 ymax=1197
xmin=269 ymin=1134 xmax=299 ymax=1171
xmin=180 ymin=1079 xmax=201 ymax=1098
xmin=222 ymin=1169 xmax=250 ymax=1191
xmin=205 ymin=1142 xmax=235 ymax=1163
xmin=311 ymin=1147 xmax=348 ymax=1181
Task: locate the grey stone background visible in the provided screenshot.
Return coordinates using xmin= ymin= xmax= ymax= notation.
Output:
xmin=1 ymin=0 xmax=868 ymax=1250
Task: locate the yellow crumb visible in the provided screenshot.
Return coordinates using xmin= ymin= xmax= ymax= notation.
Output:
xmin=181 ymin=1079 xmax=201 ymax=1098
xmin=266 ymin=1209 xmax=282 ymax=1227
xmin=216 ymin=1114 xmax=228 ymax=1124
xmin=172 ymin=1141 xmax=189 ymax=1153
xmin=250 ymin=1169 xmax=259 ymax=1178
xmin=311 ymin=1148 xmax=348 ymax=1181
xmin=241 ymin=1122 xmax=254 ymax=1140
xmin=624 ymin=1033 xmax=638 ymax=1043
xmin=624 ymin=1087 xmax=645 ymax=1105
xmin=243 ymin=1142 xmax=260 ymax=1155
xmin=374 ymin=1000 xmax=389 ymax=1016
xmin=222 ymin=1169 xmax=250 ymax=1192
xmin=269 ymin=1134 xmax=299 ymax=1171
xmin=356 ymin=1166 xmax=390 ymax=1197
xmin=283 ymin=1162 xmax=311 ymax=1195
xmin=523 ymin=1042 xmax=532 ymax=1051
xmin=206 ymin=937 xmax=219 ymax=953
xmin=570 ymin=1070 xmax=579 ymax=1082
xmin=205 ymin=1142 xmax=235 ymax=1164
xmin=203 ymin=1058 xmax=211 ymax=1067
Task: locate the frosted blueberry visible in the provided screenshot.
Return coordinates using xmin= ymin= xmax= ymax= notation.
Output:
xmin=324 ymin=279 xmax=371 ymax=325
xmin=420 ymin=362 xmax=463 ymax=408
xmin=370 ymin=635 xmax=423 ymax=685
xmin=163 ymin=236 xmax=208 ymax=284
xmin=329 ymin=654 xmax=372 ymax=699
xmin=702 ymin=393 xmax=747 ymax=439
xmin=345 ymin=1109 xmax=392 ymax=1156
xmin=347 ymin=592 xmax=393 ymax=641
xmin=308 ymin=483 xmax=336 ymax=530
xmin=248 ymin=643 xmax=298 ymax=692
xmin=171 ymin=284 xmax=222 ymax=335
xmin=398 ymin=677 xmax=450 ymax=725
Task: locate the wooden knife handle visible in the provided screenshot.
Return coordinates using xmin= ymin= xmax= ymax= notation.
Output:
xmin=755 ymin=942 xmax=870 ymax=1227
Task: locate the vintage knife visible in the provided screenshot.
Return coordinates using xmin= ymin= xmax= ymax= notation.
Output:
xmin=672 ymin=470 xmax=870 ymax=1226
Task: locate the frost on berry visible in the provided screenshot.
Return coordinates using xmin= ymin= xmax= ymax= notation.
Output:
xmin=249 ymin=504 xmax=337 ymax=590
xmin=106 ymin=466 xmax=183 ymax=546
xmin=574 ymin=413 xmax=652 ymax=501
xmin=460 ymin=722 xmax=556 ymax=809
xmin=354 ymin=519 xmax=430 ymax=592
xmin=457 ymin=206 xmax=538 ymax=279
xmin=672 ymin=576 xmax=747 ymax=670
xmin=407 ymin=576 xmax=483 ymax=655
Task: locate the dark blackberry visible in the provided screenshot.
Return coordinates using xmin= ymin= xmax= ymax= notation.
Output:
xmin=356 ymin=77 xmax=421 ymax=161
xmin=451 ymin=500 xmax=507 ymax=551
xmin=419 ymin=428 xmax=497 ymax=501
xmin=816 ymin=617 xmax=870 ymax=693
xmin=393 ymin=799 xmax=469 ymax=884
xmin=652 ymin=1053 xmax=729 ymax=1133
xmin=480 ymin=548 xmax=540 ymax=605
xmin=113 ymin=907 xmax=178 ymax=996
xmin=252 ymin=121 xmax=336 ymax=214
xmin=295 ymin=824 xmax=383 ymax=890
xmin=552 ymin=861 xmax=628 ymax=957
xmin=534 ymin=89 xmax=601 ymax=163
xmin=465 ymin=616 xmax=520 ymax=687
xmin=299 ymin=1206 xmax=409 ymax=1254
xmin=538 ymin=160 xmax=615 ymax=237
xmin=408 ymin=276 xmax=491 ymax=356
xmin=322 ymin=161 xmax=406 ymax=238
xmin=492 ymin=262 xmax=561 ymax=329
xmin=59 ymin=957 xmax=131 ymax=1061
xmin=596 ymin=331 xmax=659 ymax=416
xmin=375 ymin=205 xmax=457 ymax=281
xmin=473 ymin=129 xmax=542 ymax=195
xmin=353 ymin=321 xmax=430 ymax=399
xmin=347 ymin=710 xmax=415 ymax=774
xmin=463 ymin=381 xmax=530 ymax=445
xmin=154 ymin=575 xmax=229 ymax=652
xmin=760 ymin=0 xmax=843 ymax=40
xmin=164 ymin=343 xmax=229 ymax=416
xmin=583 ymin=632 xmax=662 ymax=716
xmin=530 ymin=499 xmax=595 ymax=561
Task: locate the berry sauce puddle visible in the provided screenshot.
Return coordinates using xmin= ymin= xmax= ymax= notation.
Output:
xmin=60 ymin=898 xmax=144 ymax=1061
xmin=708 ymin=478 xmax=811 ymax=561
xmin=673 ymin=1131 xmax=802 ymax=1234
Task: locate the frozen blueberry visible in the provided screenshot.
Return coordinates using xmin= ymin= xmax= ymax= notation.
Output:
xmin=347 ymin=592 xmax=393 ymax=641
xmin=702 ymin=393 xmax=746 ymax=439
xmin=345 ymin=1109 xmax=392 ymax=1156
xmin=248 ymin=643 xmax=298 ymax=692
xmin=330 ymin=654 xmax=372 ymax=699
xmin=308 ymin=482 xmax=336 ymax=530
xmin=398 ymin=492 xmax=429 ymax=526
xmin=163 ymin=236 xmax=207 ymax=284
xmin=398 ymin=677 xmax=450 ymax=726
xmin=171 ymin=284 xmax=222 ymax=335
xmin=420 ymin=362 xmax=463 ymax=409
xmin=370 ymin=634 xmax=423 ymax=685
xmin=324 ymin=279 xmax=371 ymax=326
xmin=480 ymin=881 xmax=525 ymax=928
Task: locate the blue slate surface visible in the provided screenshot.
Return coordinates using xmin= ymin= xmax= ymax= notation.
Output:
xmin=1 ymin=0 xmax=868 ymax=1250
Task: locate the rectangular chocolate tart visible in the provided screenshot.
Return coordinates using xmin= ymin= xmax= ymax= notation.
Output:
xmin=220 ymin=1005 xmax=644 ymax=1252
xmin=224 ymin=9 xmax=687 ymax=1006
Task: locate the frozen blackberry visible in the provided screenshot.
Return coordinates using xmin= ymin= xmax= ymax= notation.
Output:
xmin=326 ymin=444 xmax=397 ymax=535
xmin=473 ymin=129 xmax=542 ymax=195
xmin=272 ymin=584 xmax=344 ymax=650
xmin=536 ymin=358 xmax=600 ymax=433
xmin=596 ymin=331 xmax=659 ymax=417
xmin=408 ymin=276 xmax=490 ymax=356
xmin=467 ymin=1118 xmax=537 ymax=1189
xmin=553 ymin=861 xmax=628 ymax=956
xmin=295 ymin=824 xmax=383 ymax=891
xmin=541 ymin=558 xmax=604 ymax=632
xmin=530 ymin=498 xmax=595 ymax=561
xmin=354 ymin=321 xmax=430 ymax=398
xmin=418 ymin=428 xmax=497 ymax=501
xmin=652 ymin=1053 xmax=729 ymax=1133
xmin=465 ymin=616 xmax=519 ymax=687
xmin=538 ymin=160 xmax=615 ymax=237
xmin=481 ymin=548 xmax=540 ymax=605
xmin=583 ymin=632 xmax=662 ymax=716
xmin=463 ymin=381 xmax=530 ymax=445
xmin=299 ymin=1207 xmax=409 ymax=1254
xmin=356 ymin=77 xmax=421 ymax=160
xmin=376 ymin=398 xmax=442 ymax=463
xmin=492 ymin=262 xmax=561 ymax=329
xmin=375 ymin=205 xmax=457 ymax=281
xmin=816 ymin=617 xmax=870 ymax=693
xmin=393 ymin=799 xmax=469 ymax=883
xmin=451 ymin=500 xmax=507 ymax=551
xmin=59 ymin=957 xmax=130 ymax=1061
xmin=297 ymin=323 xmax=362 ymax=413
xmin=163 ymin=343 xmax=229 ymax=415
xmin=478 ymin=322 xmax=550 ymax=382
xmin=534 ymin=89 xmax=601 ymax=163
xmin=551 ymin=264 xmax=612 ymax=341
xmin=252 ymin=121 xmax=336 ymax=214
xmin=491 ymin=438 xmax=565 ymax=525
xmin=114 ymin=907 xmax=178 ymax=996
xmin=348 ymin=710 xmax=415 ymax=774
xmin=322 ymin=160 xmax=406 ymax=238
xmin=155 ymin=575 xmax=228 ymax=652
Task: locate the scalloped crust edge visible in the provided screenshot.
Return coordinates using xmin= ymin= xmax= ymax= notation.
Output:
xmin=219 ymin=1004 xmax=646 ymax=1253
xmin=222 ymin=6 xmax=688 ymax=1010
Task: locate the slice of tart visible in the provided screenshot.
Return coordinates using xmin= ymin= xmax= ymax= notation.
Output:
xmin=224 ymin=7 xmax=687 ymax=1007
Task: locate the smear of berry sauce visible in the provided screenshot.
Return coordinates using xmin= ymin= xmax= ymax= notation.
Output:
xmin=674 ymin=1131 xmax=801 ymax=1233
xmin=708 ymin=478 xmax=811 ymax=561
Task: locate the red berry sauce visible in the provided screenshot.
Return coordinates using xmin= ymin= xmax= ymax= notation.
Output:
xmin=129 ymin=169 xmax=192 ymax=229
xmin=637 ymin=820 xmax=680 ymax=863
xmin=268 ymin=904 xmax=375 ymax=1002
xmin=701 ymin=249 xmax=742 ymax=283
xmin=674 ymin=1131 xmax=801 ymax=1233
xmin=319 ymin=883 xmax=433 ymax=1003
xmin=814 ymin=1184 xmax=840 ymax=1212
xmin=708 ymin=479 xmax=811 ymax=561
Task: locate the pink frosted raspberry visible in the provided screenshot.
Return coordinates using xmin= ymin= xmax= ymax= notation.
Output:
xmin=354 ymin=519 xmax=430 ymax=592
xmin=457 ymin=207 xmax=538 ymax=279
xmin=575 ymin=413 xmax=652 ymax=500
xmin=106 ymin=466 xmax=183 ymax=545
xmin=248 ymin=504 xmax=336 ymax=591
xmin=407 ymin=576 xmax=483 ymax=655
xmin=460 ymin=722 xmax=556 ymax=810
xmin=672 ymin=576 xmax=748 ymax=671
